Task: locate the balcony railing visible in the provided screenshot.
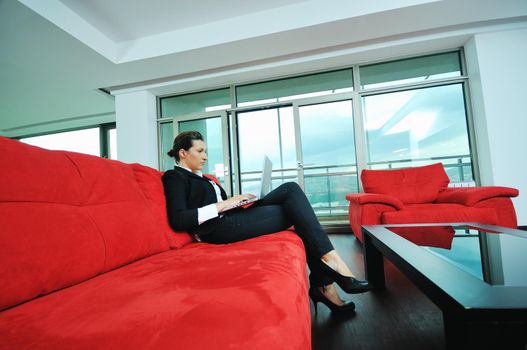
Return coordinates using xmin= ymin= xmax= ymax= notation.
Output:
xmin=240 ymin=154 xmax=473 ymax=218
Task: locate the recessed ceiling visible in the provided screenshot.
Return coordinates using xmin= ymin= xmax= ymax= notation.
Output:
xmin=18 ymin=0 xmax=443 ymax=63
xmin=60 ymin=0 xmax=310 ymax=42
xmin=1 ymin=0 xmax=527 ymax=137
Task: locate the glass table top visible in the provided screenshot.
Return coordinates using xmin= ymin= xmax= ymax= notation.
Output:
xmin=386 ymin=225 xmax=527 ymax=287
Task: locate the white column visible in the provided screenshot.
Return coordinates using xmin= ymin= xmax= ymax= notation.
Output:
xmin=465 ymin=27 xmax=527 ymax=225
xmin=114 ymin=90 xmax=158 ymax=169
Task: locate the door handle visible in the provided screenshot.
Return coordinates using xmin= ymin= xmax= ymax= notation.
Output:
xmin=298 ymin=162 xmax=316 ymax=169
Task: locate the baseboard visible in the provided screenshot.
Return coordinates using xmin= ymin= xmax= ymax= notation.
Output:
xmin=323 ymin=223 xmax=352 ymax=234
xmin=518 ymin=225 xmax=527 ymax=231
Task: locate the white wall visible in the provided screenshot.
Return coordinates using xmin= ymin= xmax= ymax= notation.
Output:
xmin=465 ymin=27 xmax=527 ymax=225
xmin=115 ymin=90 xmax=158 ymax=168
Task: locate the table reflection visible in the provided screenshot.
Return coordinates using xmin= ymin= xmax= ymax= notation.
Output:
xmin=387 ymin=225 xmax=527 ymax=286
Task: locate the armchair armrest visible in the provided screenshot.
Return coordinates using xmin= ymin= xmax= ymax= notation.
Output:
xmin=345 ymin=193 xmax=404 ymax=210
xmin=435 ymin=186 xmax=519 ymax=206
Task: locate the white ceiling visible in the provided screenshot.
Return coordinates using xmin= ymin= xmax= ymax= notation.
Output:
xmin=18 ymin=0 xmax=443 ymax=64
xmin=60 ymin=0 xmax=310 ymax=42
xmin=1 ymin=0 xmax=527 ymax=137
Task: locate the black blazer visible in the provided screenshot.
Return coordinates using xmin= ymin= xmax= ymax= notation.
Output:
xmin=162 ymin=166 xmax=227 ymax=236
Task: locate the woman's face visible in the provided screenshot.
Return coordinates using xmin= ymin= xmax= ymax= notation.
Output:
xmin=179 ymin=140 xmax=208 ymax=173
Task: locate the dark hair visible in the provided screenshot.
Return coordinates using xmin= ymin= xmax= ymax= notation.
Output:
xmin=167 ymin=131 xmax=204 ymax=162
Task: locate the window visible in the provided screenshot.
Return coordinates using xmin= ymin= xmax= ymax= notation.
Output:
xmin=362 ymin=84 xmax=473 ymax=181
xmin=158 ymin=50 xmax=474 ymax=221
xmin=21 ymin=128 xmax=101 ymax=156
xmin=360 ymin=52 xmax=461 ymax=89
xmin=108 ymin=128 xmax=117 ymax=160
xmin=160 ymin=88 xmax=231 ymax=118
xmin=236 ymin=69 xmax=353 ymax=107
xmin=20 ymin=124 xmax=117 ymax=159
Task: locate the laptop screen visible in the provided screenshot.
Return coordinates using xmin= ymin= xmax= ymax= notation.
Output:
xmin=259 ymin=155 xmax=273 ymax=198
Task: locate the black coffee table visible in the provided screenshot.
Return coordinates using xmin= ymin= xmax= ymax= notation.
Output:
xmin=362 ymin=223 xmax=527 ymax=349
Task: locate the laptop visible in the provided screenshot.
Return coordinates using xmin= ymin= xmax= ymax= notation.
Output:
xmin=220 ymin=155 xmax=273 ymax=212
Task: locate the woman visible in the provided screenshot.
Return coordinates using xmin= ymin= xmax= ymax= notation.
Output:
xmin=162 ymin=131 xmax=371 ymax=316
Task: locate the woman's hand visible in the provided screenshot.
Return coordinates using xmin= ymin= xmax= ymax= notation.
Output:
xmin=216 ymin=194 xmax=256 ymax=213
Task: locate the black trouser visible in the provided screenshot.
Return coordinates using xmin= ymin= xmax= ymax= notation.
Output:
xmin=200 ymin=182 xmax=335 ymax=287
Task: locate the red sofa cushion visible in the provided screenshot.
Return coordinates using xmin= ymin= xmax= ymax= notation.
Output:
xmin=382 ymin=203 xmax=498 ymax=225
xmin=0 ymin=203 xmax=105 ymax=312
xmin=361 ymin=163 xmax=450 ymax=204
xmin=0 ymin=137 xmax=172 ymax=310
xmin=131 ymin=164 xmax=193 ymax=249
xmin=0 ymin=232 xmax=310 ymax=350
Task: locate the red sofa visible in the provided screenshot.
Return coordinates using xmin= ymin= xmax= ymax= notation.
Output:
xmin=346 ymin=163 xmax=519 ymax=242
xmin=0 ymin=137 xmax=311 ymax=350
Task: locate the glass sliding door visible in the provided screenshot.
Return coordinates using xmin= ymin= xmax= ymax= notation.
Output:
xmin=234 ymin=97 xmax=359 ymax=221
xmin=295 ymin=99 xmax=358 ymax=219
xmin=170 ymin=111 xmax=231 ymax=193
xmin=236 ymin=106 xmax=297 ymax=195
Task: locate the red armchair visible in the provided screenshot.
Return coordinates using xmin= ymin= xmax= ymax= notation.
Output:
xmin=346 ymin=163 xmax=519 ymax=242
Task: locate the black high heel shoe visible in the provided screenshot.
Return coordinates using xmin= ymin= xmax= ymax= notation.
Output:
xmin=318 ymin=261 xmax=372 ymax=294
xmin=309 ymin=287 xmax=355 ymax=316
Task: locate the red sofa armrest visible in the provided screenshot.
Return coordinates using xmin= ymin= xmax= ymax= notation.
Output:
xmin=435 ymin=186 xmax=519 ymax=206
xmin=346 ymin=193 xmax=404 ymax=210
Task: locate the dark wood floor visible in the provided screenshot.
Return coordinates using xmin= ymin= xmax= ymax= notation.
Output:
xmin=311 ymin=233 xmax=446 ymax=350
